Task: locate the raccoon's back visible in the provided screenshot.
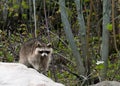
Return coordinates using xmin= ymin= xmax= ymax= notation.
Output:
xmin=20 ymin=45 xmax=31 ymax=56
xmin=19 ymin=39 xmax=36 ymax=57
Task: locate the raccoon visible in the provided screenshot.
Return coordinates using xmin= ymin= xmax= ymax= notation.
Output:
xmin=19 ymin=38 xmax=53 ymax=72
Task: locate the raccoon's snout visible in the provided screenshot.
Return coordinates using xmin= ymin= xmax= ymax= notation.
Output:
xmin=41 ymin=53 xmax=48 ymax=57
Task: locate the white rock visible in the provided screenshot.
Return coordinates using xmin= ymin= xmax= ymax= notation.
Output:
xmin=90 ymin=81 xmax=120 ymax=86
xmin=0 ymin=62 xmax=64 ymax=86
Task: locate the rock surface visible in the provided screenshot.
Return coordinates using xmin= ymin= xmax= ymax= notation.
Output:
xmin=90 ymin=81 xmax=120 ymax=86
xmin=0 ymin=62 xmax=64 ymax=86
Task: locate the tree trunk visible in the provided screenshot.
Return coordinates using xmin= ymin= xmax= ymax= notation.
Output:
xmin=74 ymin=0 xmax=88 ymax=75
xmin=3 ymin=0 xmax=8 ymax=22
xmin=101 ymin=0 xmax=111 ymax=80
xmin=33 ymin=0 xmax=37 ymax=37
xmin=59 ymin=0 xmax=85 ymax=75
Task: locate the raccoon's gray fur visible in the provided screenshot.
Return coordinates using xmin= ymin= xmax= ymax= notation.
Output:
xmin=19 ymin=38 xmax=53 ymax=72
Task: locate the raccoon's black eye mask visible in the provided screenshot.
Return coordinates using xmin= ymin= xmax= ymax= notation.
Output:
xmin=38 ymin=51 xmax=50 ymax=54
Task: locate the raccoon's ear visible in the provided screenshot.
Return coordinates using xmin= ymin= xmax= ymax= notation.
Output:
xmin=35 ymin=41 xmax=42 ymax=47
xmin=47 ymin=43 xmax=52 ymax=48
xmin=37 ymin=43 xmax=42 ymax=47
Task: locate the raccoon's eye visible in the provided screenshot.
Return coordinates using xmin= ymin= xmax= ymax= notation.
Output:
xmin=38 ymin=51 xmax=43 ymax=54
xmin=45 ymin=51 xmax=50 ymax=54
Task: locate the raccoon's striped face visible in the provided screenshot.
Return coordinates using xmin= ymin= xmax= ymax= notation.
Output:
xmin=34 ymin=43 xmax=53 ymax=57
xmin=38 ymin=50 xmax=51 ymax=57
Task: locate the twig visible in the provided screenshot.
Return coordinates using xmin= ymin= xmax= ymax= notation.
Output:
xmin=54 ymin=52 xmax=75 ymax=65
xmin=49 ymin=31 xmax=70 ymax=49
xmin=43 ymin=0 xmax=50 ymax=42
xmin=112 ymin=0 xmax=120 ymax=59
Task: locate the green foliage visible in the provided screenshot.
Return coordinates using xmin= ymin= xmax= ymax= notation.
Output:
xmin=13 ymin=4 xmax=19 ymax=9
xmin=22 ymin=13 xmax=27 ymax=19
xmin=83 ymin=0 xmax=90 ymax=3
xmin=107 ymin=60 xmax=120 ymax=80
xmin=0 ymin=51 xmax=3 ymax=56
xmin=22 ymin=1 xmax=28 ymax=9
xmin=107 ymin=23 xmax=113 ymax=31
xmin=95 ymin=62 xmax=104 ymax=70
xmin=0 ymin=29 xmax=2 ymax=33
xmin=7 ymin=53 xmax=14 ymax=62
xmin=13 ymin=13 xmax=18 ymax=17
xmin=66 ymin=7 xmax=73 ymax=18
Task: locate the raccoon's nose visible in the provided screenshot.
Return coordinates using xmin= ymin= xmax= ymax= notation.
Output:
xmin=41 ymin=53 xmax=48 ymax=57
